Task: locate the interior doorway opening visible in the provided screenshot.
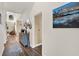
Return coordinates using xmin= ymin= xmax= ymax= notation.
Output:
xmin=35 ymin=12 xmax=42 ymax=55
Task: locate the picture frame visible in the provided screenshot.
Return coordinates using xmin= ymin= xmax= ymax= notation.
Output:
xmin=53 ymin=2 xmax=79 ymax=28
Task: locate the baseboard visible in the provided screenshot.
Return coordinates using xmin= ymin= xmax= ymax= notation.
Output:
xmin=32 ymin=43 xmax=42 ymax=48
xmin=0 ymin=44 xmax=4 ymax=56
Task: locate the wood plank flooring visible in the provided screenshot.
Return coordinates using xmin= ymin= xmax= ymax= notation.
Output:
xmin=2 ymin=35 xmax=42 ymax=56
xmin=20 ymin=44 xmax=42 ymax=56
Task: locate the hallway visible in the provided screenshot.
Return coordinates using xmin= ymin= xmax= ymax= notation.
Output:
xmin=2 ymin=35 xmax=42 ymax=56
xmin=0 ymin=2 xmax=43 ymax=56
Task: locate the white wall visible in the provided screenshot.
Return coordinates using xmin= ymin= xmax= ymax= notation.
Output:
xmin=0 ymin=3 xmax=7 ymax=55
xmin=30 ymin=2 xmax=79 ymax=56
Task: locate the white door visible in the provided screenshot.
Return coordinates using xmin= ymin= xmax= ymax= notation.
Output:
xmin=35 ymin=13 xmax=42 ymax=46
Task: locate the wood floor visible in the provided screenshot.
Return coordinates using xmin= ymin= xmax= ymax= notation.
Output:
xmin=2 ymin=35 xmax=42 ymax=56
xmin=20 ymin=44 xmax=42 ymax=56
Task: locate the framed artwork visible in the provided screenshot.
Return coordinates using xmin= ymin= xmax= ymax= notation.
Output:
xmin=53 ymin=2 xmax=79 ymax=28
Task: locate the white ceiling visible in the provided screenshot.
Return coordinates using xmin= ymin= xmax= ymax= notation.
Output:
xmin=3 ymin=2 xmax=34 ymax=13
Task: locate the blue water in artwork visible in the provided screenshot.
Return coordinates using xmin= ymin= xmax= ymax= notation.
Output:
xmin=53 ymin=13 xmax=79 ymax=28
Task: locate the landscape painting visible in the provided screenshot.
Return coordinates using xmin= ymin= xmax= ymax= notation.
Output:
xmin=53 ymin=2 xmax=79 ymax=28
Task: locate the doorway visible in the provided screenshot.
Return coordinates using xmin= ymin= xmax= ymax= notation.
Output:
xmin=16 ymin=20 xmax=22 ymax=36
xmin=35 ymin=13 xmax=42 ymax=48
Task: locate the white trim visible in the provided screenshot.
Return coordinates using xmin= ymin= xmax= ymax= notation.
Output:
xmin=32 ymin=43 xmax=42 ymax=48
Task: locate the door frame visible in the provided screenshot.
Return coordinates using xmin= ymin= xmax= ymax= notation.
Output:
xmin=34 ymin=12 xmax=42 ymax=48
